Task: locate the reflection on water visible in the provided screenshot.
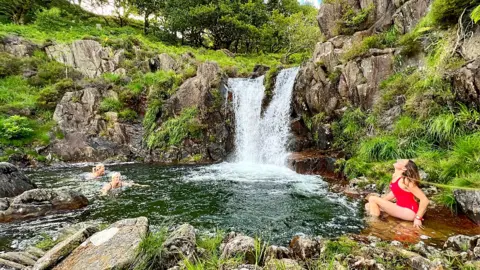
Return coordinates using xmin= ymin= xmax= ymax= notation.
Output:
xmin=0 ymin=162 xmax=364 ymax=250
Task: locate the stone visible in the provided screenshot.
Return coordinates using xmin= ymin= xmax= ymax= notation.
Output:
xmin=220 ymin=233 xmax=256 ymax=264
xmin=287 ymin=151 xmax=338 ymax=177
xmin=252 ymin=64 xmax=270 ymax=78
xmin=452 ymin=58 xmax=480 ymax=109
xmin=264 ymin=245 xmax=291 ymax=262
xmin=454 ymin=190 xmax=480 ymax=224
xmin=33 ymin=226 xmax=98 ymax=270
xmin=265 ymin=258 xmax=301 ymax=270
xmin=0 ymin=188 xmax=88 ymax=222
xmin=0 ymin=162 xmax=36 ymax=198
xmin=444 ymin=234 xmax=479 ymax=251
xmin=45 ymin=40 xmax=124 ymax=78
xmin=461 ymin=26 xmax=480 ymax=61
xmin=396 ymin=249 xmax=435 ymax=270
xmin=0 ymin=258 xmax=25 ymax=270
xmin=162 ymin=224 xmax=196 ymax=269
xmin=26 ymin=246 xmax=46 ymax=258
xmin=392 ymin=0 xmax=431 ymax=34
xmin=53 ymin=217 xmax=148 ymax=270
xmin=0 ymin=35 xmax=37 ymax=57
xmin=0 ymin=252 xmax=36 ymax=266
xmin=289 ymin=236 xmax=322 ymax=260
xmin=150 ymin=53 xmax=178 ymax=72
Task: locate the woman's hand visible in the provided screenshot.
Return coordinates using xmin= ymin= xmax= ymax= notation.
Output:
xmin=413 ymin=218 xmax=424 ymax=229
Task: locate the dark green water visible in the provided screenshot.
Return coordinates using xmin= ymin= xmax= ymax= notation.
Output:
xmin=0 ymin=163 xmax=364 ymax=250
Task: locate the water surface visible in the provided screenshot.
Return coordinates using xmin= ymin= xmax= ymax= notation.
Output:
xmin=0 ymin=163 xmax=364 ymax=250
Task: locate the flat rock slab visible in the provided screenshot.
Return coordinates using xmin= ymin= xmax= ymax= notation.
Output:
xmin=0 ymin=162 xmax=36 ymax=198
xmin=0 ymin=258 xmax=25 ymax=270
xmin=53 ymin=217 xmax=148 ymax=270
xmin=33 ymin=226 xmax=98 ymax=270
xmin=0 ymin=251 xmax=36 ymax=266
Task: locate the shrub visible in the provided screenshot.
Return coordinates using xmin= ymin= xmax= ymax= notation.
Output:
xmin=430 ymin=0 xmax=476 ymax=26
xmin=37 ymin=78 xmax=75 ymax=110
xmin=35 ymin=8 xmax=73 ymax=31
xmin=441 ymin=132 xmax=480 ymax=179
xmin=0 ymin=115 xmax=34 ymax=140
xmin=99 ymin=98 xmax=122 ymax=112
xmin=102 ymin=73 xmax=122 ymax=84
xmin=0 ymin=53 xmax=21 ymax=78
xmin=342 ymin=28 xmax=399 ymax=61
xmin=118 ymin=109 xmax=138 ymax=122
xmin=472 ymin=5 xmax=480 ymax=23
xmin=28 ymin=61 xmax=72 ymax=87
xmin=427 ymin=112 xmax=464 ymax=145
xmin=147 ymin=108 xmax=204 ymax=149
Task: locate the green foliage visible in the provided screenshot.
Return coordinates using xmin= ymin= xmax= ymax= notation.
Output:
xmin=434 ymin=189 xmax=456 ymax=210
xmin=34 ymin=7 xmax=73 ymax=31
xmin=37 ymin=78 xmax=75 ymax=110
xmin=341 ymin=4 xmax=374 ymax=34
xmin=343 ymin=28 xmax=399 ymax=61
xmin=99 ymin=98 xmax=122 ymax=112
xmin=0 ymin=53 xmax=22 ymax=77
xmin=35 ymin=233 xmax=58 ymax=251
xmin=358 ymin=136 xmax=417 ymax=162
xmin=331 ymin=108 xmax=367 ymax=153
xmin=118 ymin=108 xmax=138 ymax=122
xmin=430 ymin=0 xmax=476 ymax=25
xmin=102 ymin=72 xmax=122 ymax=84
xmin=323 ymin=237 xmax=358 ymax=259
xmin=0 ymin=115 xmax=34 ymax=140
xmin=131 ymin=228 xmax=168 ymax=270
xmin=472 ymin=5 xmax=480 ymax=23
xmin=427 ymin=112 xmax=464 ymax=145
xmin=147 ymin=108 xmax=204 ymax=149
xmin=0 ymin=76 xmax=37 ymax=113
xmin=27 ymin=60 xmax=73 ymax=87
xmin=441 ymin=132 xmax=480 ymax=179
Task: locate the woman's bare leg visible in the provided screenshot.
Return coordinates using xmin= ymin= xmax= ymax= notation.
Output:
xmin=369 ymin=196 xmax=416 ymax=221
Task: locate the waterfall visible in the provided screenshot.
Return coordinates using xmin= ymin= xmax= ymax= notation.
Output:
xmin=228 ymin=67 xmax=299 ymax=166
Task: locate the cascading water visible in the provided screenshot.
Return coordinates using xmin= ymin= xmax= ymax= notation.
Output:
xmin=229 ymin=67 xmax=299 ymax=166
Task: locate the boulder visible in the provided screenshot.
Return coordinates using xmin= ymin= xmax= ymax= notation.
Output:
xmin=0 ymin=258 xmax=25 ymax=270
xmin=452 ymin=58 xmax=480 ymax=109
xmin=0 ymin=162 xmax=36 ymax=198
xmin=45 ymin=40 xmax=124 ymax=78
xmin=53 ymin=217 xmax=149 ymax=270
xmin=161 ymin=224 xmax=196 ymax=269
xmin=0 ymin=252 xmax=36 ymax=266
xmin=149 ymin=53 xmax=178 ymax=72
xmin=33 ymin=226 xmax=98 ymax=270
xmin=220 ymin=233 xmax=256 ymax=264
xmin=461 ymin=26 xmax=480 ymax=61
xmin=454 ymin=190 xmax=480 ymax=224
xmin=392 ymin=0 xmax=432 ymax=34
xmin=443 ymin=234 xmax=480 ymax=251
xmin=287 ymin=152 xmax=338 ymax=177
xmin=289 ymin=236 xmax=322 ymax=261
xmin=0 ymin=35 xmax=37 ymax=57
xmin=0 ymin=188 xmax=88 ymax=222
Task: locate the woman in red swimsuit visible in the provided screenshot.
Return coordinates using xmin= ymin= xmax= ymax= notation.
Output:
xmin=365 ymin=159 xmax=429 ymax=228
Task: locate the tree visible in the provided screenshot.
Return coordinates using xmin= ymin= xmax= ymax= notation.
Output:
xmin=0 ymin=0 xmax=38 ymax=24
xmin=130 ymin=0 xmax=165 ymax=34
xmin=112 ymin=0 xmax=134 ymax=27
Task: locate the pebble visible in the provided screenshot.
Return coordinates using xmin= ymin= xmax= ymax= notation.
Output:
xmin=420 ymin=235 xmax=430 ymax=240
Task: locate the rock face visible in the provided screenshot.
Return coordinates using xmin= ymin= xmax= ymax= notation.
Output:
xmin=454 ymin=190 xmax=480 ymax=224
xmin=392 ymin=0 xmax=432 ymax=34
xmin=287 ymin=151 xmax=339 ymax=177
xmin=0 ymin=162 xmax=36 ymax=198
xmin=0 ymin=35 xmax=37 ymax=57
xmin=289 ymin=235 xmax=322 ymax=261
xmin=49 ymin=87 xmax=143 ymax=162
xmin=53 ymin=217 xmax=148 ymax=270
xmin=452 ymin=57 xmax=480 ymax=109
xmin=0 ymin=189 xmax=88 ymax=222
xmin=45 ymin=40 xmax=124 ymax=78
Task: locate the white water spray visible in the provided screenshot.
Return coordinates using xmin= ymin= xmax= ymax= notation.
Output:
xmin=228 ymin=67 xmax=299 ymax=166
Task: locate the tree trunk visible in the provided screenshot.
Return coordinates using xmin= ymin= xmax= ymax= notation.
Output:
xmin=144 ymin=13 xmax=150 ymax=34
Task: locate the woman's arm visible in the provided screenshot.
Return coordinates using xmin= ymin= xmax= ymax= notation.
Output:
xmin=407 ymin=184 xmax=429 ymax=228
xmin=101 ymin=183 xmax=111 ymax=195
xmin=382 ymin=191 xmax=395 ymax=201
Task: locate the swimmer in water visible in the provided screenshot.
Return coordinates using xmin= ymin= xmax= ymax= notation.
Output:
xmin=100 ymin=172 xmax=148 ymax=195
xmin=91 ymin=164 xmax=105 ymax=178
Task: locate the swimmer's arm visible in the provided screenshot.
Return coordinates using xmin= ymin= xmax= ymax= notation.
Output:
xmin=382 ymin=191 xmax=395 ymax=201
xmin=100 ymin=183 xmax=111 ymax=195
xmin=408 ymin=185 xmax=429 ymax=218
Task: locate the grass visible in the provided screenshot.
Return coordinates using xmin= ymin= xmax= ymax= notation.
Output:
xmin=35 ymin=233 xmax=59 ymax=251
xmin=131 ymin=228 xmax=169 ymax=270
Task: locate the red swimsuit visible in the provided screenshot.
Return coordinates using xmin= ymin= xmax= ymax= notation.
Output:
xmin=390 ymin=177 xmax=419 ymax=213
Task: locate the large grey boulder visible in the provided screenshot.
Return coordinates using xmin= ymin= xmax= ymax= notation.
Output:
xmin=289 ymin=236 xmax=322 ymax=261
xmin=149 ymin=53 xmax=178 ymax=72
xmin=53 ymin=217 xmax=148 ymax=270
xmin=0 ymin=188 xmax=88 ymax=222
xmin=45 ymin=40 xmax=124 ymax=78
xmin=33 ymin=226 xmax=98 ymax=270
xmin=392 ymin=0 xmax=432 ymax=34
xmin=220 ymin=233 xmax=256 ymax=264
xmin=161 ymin=224 xmax=196 ymax=269
xmin=0 ymin=162 xmax=36 ymax=198
xmin=0 ymin=35 xmax=37 ymax=57
xmin=454 ymin=190 xmax=480 ymax=224
xmin=461 ymin=26 xmax=480 ymax=61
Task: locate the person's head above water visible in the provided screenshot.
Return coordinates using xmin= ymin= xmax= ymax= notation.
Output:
xmin=92 ymin=164 xmax=105 ymax=176
xmin=111 ymin=172 xmax=121 ymax=184
xmin=394 ymin=159 xmax=420 ymax=186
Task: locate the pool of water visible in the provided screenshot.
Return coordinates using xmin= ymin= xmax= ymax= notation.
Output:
xmin=0 ymin=163 xmax=364 ymax=250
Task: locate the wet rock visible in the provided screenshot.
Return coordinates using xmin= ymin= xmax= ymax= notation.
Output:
xmin=453 ymin=190 xmax=480 ymax=224
xmin=33 ymin=226 xmax=98 ymax=270
xmin=220 ymin=233 xmax=256 ymax=264
xmin=289 ymin=235 xmax=322 ymax=260
xmin=0 ymin=35 xmax=37 ymax=57
xmin=0 ymin=162 xmax=37 ymax=198
xmin=451 ymin=58 xmax=480 ymax=109
xmin=0 ymin=188 xmax=88 ymax=222
xmin=162 ymin=224 xmax=196 ymax=269
xmin=53 ymin=217 xmax=148 ymax=270
xmin=264 ymin=245 xmax=291 ymax=262
xmin=344 ymin=177 xmax=377 ymax=196
xmin=252 ymin=64 xmax=270 ymax=78
xmin=265 ymin=258 xmax=301 ymax=270
xmin=0 ymin=252 xmax=36 ymax=266
xmin=287 ymin=151 xmax=338 ymax=177
xmin=444 ymin=234 xmax=480 ymax=251
xmin=0 ymin=258 xmax=26 ymax=270
xmin=45 ymin=40 xmax=124 ymax=78
xmin=26 ymin=246 xmax=46 ymax=259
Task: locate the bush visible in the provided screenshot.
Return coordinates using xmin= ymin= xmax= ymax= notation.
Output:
xmin=28 ymin=60 xmax=73 ymax=87
xmin=37 ymin=78 xmax=75 ymax=110
xmin=441 ymin=132 xmax=480 ymax=179
xmin=0 ymin=115 xmax=34 ymax=140
xmin=427 ymin=112 xmax=464 ymax=145
xmin=430 ymin=0 xmax=476 ymax=26
xmin=0 ymin=53 xmax=22 ymax=78
xmin=118 ymin=109 xmax=138 ymax=122
xmin=99 ymin=98 xmax=122 ymax=112
xmin=35 ymin=8 xmax=73 ymax=31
